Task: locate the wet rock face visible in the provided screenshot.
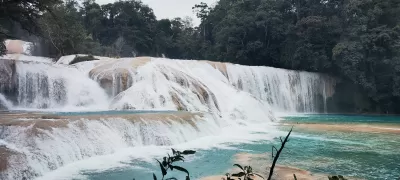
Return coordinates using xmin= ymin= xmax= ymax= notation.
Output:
xmin=89 ymin=57 xmax=150 ymax=97
xmin=0 ymin=59 xmax=18 ymax=103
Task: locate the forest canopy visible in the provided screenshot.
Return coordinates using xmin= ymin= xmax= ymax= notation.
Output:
xmin=1 ymin=0 xmax=400 ymax=113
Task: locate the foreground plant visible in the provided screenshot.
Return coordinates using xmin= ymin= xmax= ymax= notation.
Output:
xmin=223 ymin=128 xmax=293 ymax=180
xmin=152 ymin=148 xmax=196 ymax=180
xmin=144 ymin=128 xmax=349 ymax=180
xmin=328 ymin=175 xmax=347 ymax=180
xmin=225 ymin=164 xmax=264 ymax=180
xmin=267 ymin=127 xmax=293 ymax=180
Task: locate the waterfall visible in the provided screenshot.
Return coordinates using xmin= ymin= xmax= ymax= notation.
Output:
xmin=0 ymin=55 xmax=336 ymax=179
xmin=0 ymin=93 xmax=13 ymax=109
xmin=86 ymin=57 xmax=334 ymax=114
xmin=226 ymin=64 xmax=333 ymax=113
xmin=0 ymin=56 xmax=335 ymax=113
xmin=13 ymin=61 xmax=109 ymax=110
xmin=0 ymin=113 xmax=220 ymax=180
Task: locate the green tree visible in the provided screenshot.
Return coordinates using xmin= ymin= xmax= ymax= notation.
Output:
xmin=0 ymin=0 xmax=61 ymax=55
xmin=333 ymin=0 xmax=400 ymax=112
xmin=107 ymin=0 xmax=157 ymax=56
xmin=39 ymin=0 xmax=88 ymax=56
xmin=82 ymin=0 xmax=103 ymax=41
xmin=4 ymin=0 xmax=400 ymax=113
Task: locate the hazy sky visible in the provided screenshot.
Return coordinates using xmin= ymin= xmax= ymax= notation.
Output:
xmin=96 ymin=0 xmax=218 ymax=25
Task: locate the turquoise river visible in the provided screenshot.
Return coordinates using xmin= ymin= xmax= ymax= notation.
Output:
xmin=60 ymin=114 xmax=400 ymax=180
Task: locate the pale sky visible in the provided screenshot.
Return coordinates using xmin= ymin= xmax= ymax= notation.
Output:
xmin=96 ymin=0 xmax=218 ymax=26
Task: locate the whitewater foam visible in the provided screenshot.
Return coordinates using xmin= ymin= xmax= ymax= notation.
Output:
xmin=35 ymin=121 xmax=280 ymax=180
xmin=0 ymin=114 xmax=221 ymax=180
xmin=14 ymin=61 xmax=109 ymax=110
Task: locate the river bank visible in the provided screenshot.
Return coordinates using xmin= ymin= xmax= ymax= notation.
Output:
xmin=283 ymin=122 xmax=400 ymax=134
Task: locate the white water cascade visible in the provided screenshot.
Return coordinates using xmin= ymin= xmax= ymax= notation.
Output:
xmin=14 ymin=61 xmax=109 ymax=110
xmin=0 ymin=93 xmax=13 ymax=109
xmin=0 ymin=56 xmax=335 ymax=113
xmin=227 ymin=64 xmax=335 ymax=113
xmin=0 ymin=55 xmax=335 ymax=180
xmin=0 ymin=113 xmax=222 ymax=180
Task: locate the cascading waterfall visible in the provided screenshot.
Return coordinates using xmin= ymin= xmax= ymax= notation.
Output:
xmin=0 ymin=93 xmax=13 ymax=109
xmin=0 ymin=113 xmax=220 ymax=180
xmin=13 ymin=61 xmax=109 ymax=110
xmin=0 ymin=55 xmax=336 ymax=179
xmin=226 ymin=64 xmax=334 ymax=113
xmin=87 ymin=57 xmax=334 ymax=114
xmin=0 ymin=56 xmax=335 ymax=113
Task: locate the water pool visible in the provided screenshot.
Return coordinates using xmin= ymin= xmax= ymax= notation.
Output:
xmin=36 ymin=114 xmax=400 ymax=180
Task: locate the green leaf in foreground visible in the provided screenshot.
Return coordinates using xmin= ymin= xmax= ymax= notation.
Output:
xmin=232 ymin=172 xmax=246 ymax=177
xmin=156 ymin=159 xmax=167 ymax=176
xmin=254 ymin=173 xmax=264 ymax=179
xmin=181 ymin=150 xmax=196 ymax=155
xmin=171 ymin=165 xmax=190 ymax=175
xmin=233 ymin=164 xmax=244 ymax=171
